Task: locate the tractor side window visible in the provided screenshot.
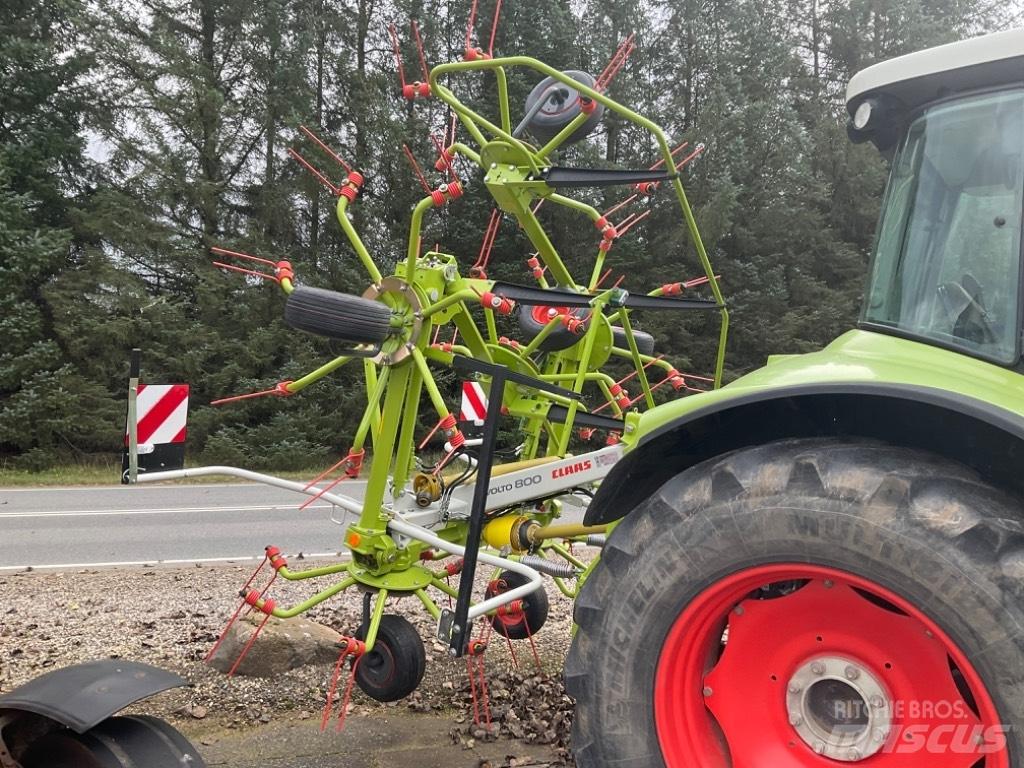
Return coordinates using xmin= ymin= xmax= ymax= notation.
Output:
xmin=863 ymin=89 xmax=1024 ymax=364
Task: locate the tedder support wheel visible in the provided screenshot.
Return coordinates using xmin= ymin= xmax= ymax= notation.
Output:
xmin=565 ymin=438 xmax=1023 ymax=768
xmin=485 ymin=570 xmax=550 ymax=640
xmin=20 ymin=714 xmax=207 ymax=768
xmin=283 ymin=286 xmax=392 ymax=344
xmin=611 ymin=325 xmax=655 ymax=356
xmin=355 ymin=614 xmax=426 ymax=702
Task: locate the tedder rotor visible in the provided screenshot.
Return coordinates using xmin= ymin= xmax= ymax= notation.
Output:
xmin=127 ymin=2 xmax=726 ymax=721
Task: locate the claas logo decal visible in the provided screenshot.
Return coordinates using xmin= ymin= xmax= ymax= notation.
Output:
xmin=551 ymin=459 xmax=593 ymax=479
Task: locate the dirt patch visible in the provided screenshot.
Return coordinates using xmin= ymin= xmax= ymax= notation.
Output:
xmin=0 ymin=559 xmax=584 ymax=766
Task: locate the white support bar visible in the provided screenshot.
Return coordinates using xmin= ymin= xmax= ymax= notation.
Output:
xmin=388 ymin=517 xmax=542 ymax=621
xmin=133 ymin=465 xmax=365 ymax=515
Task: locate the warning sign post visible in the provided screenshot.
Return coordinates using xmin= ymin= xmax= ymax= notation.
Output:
xmin=122 ymin=350 xmax=189 ymax=483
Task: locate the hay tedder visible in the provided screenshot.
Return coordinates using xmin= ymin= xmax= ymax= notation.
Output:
xmin=5 ymin=11 xmax=1024 ymax=768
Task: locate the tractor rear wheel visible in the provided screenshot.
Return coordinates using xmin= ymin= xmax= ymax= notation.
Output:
xmin=566 ymin=438 xmax=1023 ymax=768
xmin=20 ymin=715 xmax=207 ymax=768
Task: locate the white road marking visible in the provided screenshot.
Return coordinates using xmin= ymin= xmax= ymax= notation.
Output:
xmin=0 ymin=483 xmax=281 ymax=493
xmin=0 ymin=551 xmax=349 ymax=573
xmin=0 ymin=504 xmax=335 ymax=519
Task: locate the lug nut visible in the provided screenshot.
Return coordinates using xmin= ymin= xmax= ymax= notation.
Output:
xmin=789 ymin=714 xmax=803 ymax=726
xmin=871 ymin=695 xmax=886 ymax=709
xmin=844 ymin=665 xmax=861 ymax=681
xmin=788 ymin=683 xmax=802 ymax=694
xmin=811 ymin=662 xmax=826 ymax=676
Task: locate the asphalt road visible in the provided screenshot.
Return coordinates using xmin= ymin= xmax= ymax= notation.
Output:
xmin=0 ymin=482 xmax=366 ymax=571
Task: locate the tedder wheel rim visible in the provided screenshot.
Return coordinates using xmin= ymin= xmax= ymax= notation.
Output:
xmin=654 ymin=563 xmax=1009 ymax=768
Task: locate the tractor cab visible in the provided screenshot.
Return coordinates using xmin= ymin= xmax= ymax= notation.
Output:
xmin=847 ymin=29 xmax=1024 ymax=365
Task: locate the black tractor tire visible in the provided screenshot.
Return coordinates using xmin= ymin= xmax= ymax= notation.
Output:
xmin=566 ymin=438 xmax=1024 ymax=767
xmin=21 ymin=715 xmax=207 ymax=768
xmin=284 ymin=286 xmax=392 ymax=344
xmin=355 ymin=614 xmax=426 ymax=702
xmin=485 ymin=570 xmax=550 ymax=640
xmin=610 ymin=325 xmax=655 ymax=356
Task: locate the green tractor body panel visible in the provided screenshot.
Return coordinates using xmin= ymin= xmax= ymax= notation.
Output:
xmin=642 ymin=328 xmax=1022 ymax=435
xmin=586 ymin=328 xmax=1024 ymax=526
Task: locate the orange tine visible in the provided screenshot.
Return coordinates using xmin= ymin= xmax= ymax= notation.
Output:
xmin=288 ymin=147 xmax=341 ymax=194
xmin=211 ymin=262 xmax=277 ymax=281
xmin=299 ymin=125 xmax=352 ymax=173
xmin=210 ymin=246 xmax=277 ymax=267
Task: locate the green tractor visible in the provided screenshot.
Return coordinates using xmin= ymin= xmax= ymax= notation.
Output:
xmin=567 ymin=27 xmax=1024 ymax=768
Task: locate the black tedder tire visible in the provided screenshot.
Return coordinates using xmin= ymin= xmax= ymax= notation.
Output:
xmin=355 ymin=614 xmax=426 ymax=702
xmin=485 ymin=570 xmax=550 ymax=640
xmin=284 ymin=286 xmax=392 ymax=344
xmin=517 ymin=304 xmax=589 ymax=352
xmin=610 ymin=326 xmax=655 ymax=356
xmin=21 ymin=715 xmax=207 ymax=768
xmin=566 ymin=438 xmax=1024 ymax=767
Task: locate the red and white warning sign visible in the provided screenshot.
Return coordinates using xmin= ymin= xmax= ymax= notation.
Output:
xmin=126 ymin=384 xmax=189 ymax=451
xmin=459 ymin=381 xmax=488 ymax=425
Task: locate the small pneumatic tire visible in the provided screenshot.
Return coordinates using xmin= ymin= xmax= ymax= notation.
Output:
xmin=485 ymin=570 xmax=550 ymax=640
xmin=284 ymin=286 xmax=392 ymax=344
xmin=354 ymin=614 xmax=426 ymax=702
xmin=610 ymin=326 xmax=655 ymax=356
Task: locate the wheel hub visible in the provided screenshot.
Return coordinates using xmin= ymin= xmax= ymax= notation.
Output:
xmin=786 ymin=655 xmax=892 ymax=761
xmin=654 ymin=566 xmax=1005 ymax=768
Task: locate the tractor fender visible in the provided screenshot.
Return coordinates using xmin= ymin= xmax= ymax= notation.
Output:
xmin=584 ymin=382 xmax=1024 ymax=526
xmin=0 ymin=660 xmax=188 ymax=734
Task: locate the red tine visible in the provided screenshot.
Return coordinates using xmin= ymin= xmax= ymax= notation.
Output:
xmin=430 ymin=133 xmax=458 ymax=181
xmin=299 ymin=125 xmax=352 ymax=173
xmin=388 ymin=24 xmax=407 ymax=89
xmin=210 ymin=386 xmax=279 ymax=406
xmin=617 ymin=209 xmax=651 ymax=237
xmin=288 ymin=148 xmax=341 ymax=194
xmin=211 ymin=262 xmax=276 ymax=282
xmin=487 ymin=0 xmax=503 ymax=57
xmin=465 ymin=0 xmax=478 ymax=51
xmin=596 ymin=33 xmax=636 ymax=92
xmin=210 ymin=246 xmax=276 ymax=266
xmin=649 ymin=141 xmax=689 ymax=171
xmin=402 ymin=144 xmax=432 ymax=194
xmin=603 ymin=193 xmax=638 ymax=218
xmin=411 ymin=20 xmax=429 ymax=81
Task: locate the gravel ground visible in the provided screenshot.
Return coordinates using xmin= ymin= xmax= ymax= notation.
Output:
xmin=0 ymin=557 xmax=584 ymax=766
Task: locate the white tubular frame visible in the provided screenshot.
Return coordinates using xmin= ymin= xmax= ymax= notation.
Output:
xmin=387 ymin=517 xmax=542 ymax=621
xmin=132 ymin=465 xmax=364 ymax=515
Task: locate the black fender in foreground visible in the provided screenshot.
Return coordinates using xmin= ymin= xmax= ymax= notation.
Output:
xmin=0 ymin=659 xmax=188 ymax=733
xmin=585 ymin=382 xmax=1024 ymax=526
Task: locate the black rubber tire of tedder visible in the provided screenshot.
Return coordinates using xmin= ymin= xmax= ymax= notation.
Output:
xmin=485 ymin=570 xmax=550 ymax=640
xmin=355 ymin=614 xmax=426 ymax=702
xmin=284 ymin=286 xmax=392 ymax=344
xmin=21 ymin=715 xmax=208 ymax=768
xmin=565 ymin=438 xmax=1024 ymax=767
xmin=610 ymin=326 xmax=655 ymax=356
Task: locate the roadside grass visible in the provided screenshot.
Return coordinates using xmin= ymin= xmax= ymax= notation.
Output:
xmin=0 ymin=457 xmax=360 ymax=487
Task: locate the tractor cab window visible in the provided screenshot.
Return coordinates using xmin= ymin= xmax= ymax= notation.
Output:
xmin=863 ymin=89 xmax=1024 ymax=363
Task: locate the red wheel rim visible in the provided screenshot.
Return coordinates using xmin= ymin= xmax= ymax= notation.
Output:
xmin=531 ymin=305 xmax=569 ymax=325
xmin=654 ymin=564 xmax=1010 ymax=767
